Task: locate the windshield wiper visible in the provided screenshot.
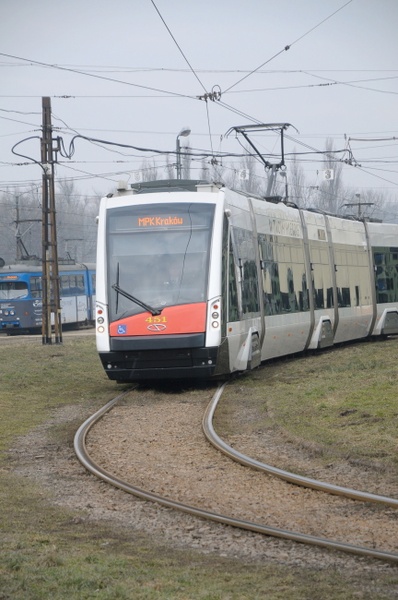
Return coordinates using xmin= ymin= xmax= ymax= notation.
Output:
xmin=112 ymin=283 xmax=162 ymax=316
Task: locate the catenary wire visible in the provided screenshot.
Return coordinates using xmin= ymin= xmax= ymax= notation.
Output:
xmin=0 ymin=52 xmax=199 ymax=101
xmin=224 ymin=0 xmax=354 ymax=93
xmin=149 ymin=0 xmax=207 ymax=94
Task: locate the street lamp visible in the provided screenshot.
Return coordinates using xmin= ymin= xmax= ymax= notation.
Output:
xmin=176 ymin=127 xmax=191 ymax=179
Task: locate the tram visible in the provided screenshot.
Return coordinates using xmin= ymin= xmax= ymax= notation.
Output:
xmin=0 ymin=262 xmax=96 ymax=333
xmin=94 ymin=179 xmax=398 ymax=381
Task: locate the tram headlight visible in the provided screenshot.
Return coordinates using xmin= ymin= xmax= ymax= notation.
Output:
xmin=212 ymin=321 xmax=219 ymax=328
xmin=97 ymin=326 xmax=105 ymax=333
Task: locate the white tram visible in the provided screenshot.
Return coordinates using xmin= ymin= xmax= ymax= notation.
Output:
xmin=95 ymin=180 xmax=398 ymax=381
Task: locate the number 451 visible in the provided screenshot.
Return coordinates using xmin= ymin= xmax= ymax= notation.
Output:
xmin=145 ymin=316 xmax=167 ymax=323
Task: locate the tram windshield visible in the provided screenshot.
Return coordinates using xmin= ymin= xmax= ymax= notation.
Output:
xmin=106 ymin=202 xmax=215 ymax=320
xmin=0 ymin=280 xmax=28 ymax=300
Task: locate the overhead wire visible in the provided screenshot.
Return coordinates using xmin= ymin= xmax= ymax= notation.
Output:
xmin=300 ymin=71 xmax=398 ymax=96
xmin=2 ymin=11 xmax=397 ymax=194
xmin=149 ymin=0 xmax=207 ymax=95
xmin=0 ymin=51 xmax=199 ymax=101
xmin=149 ymin=0 xmax=218 ymax=161
xmin=224 ymin=0 xmax=354 ymax=93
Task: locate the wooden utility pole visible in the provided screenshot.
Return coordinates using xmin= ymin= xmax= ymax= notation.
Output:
xmin=14 ymin=192 xmax=41 ymax=261
xmin=41 ymin=96 xmax=62 ymax=344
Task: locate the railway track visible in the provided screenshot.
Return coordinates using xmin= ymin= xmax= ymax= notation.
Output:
xmin=74 ymin=385 xmax=398 ymax=565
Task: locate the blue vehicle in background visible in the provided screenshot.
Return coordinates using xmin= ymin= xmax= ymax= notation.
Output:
xmin=0 ymin=262 xmax=96 ymax=334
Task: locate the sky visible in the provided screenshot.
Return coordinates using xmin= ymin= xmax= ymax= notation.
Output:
xmin=1 ymin=0 xmax=398 ymax=207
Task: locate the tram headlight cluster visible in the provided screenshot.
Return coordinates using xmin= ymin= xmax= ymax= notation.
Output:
xmin=96 ymin=306 xmax=106 ymax=333
xmin=210 ymin=301 xmax=221 ymax=329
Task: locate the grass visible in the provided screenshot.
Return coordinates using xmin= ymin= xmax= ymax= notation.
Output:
xmin=216 ymin=338 xmax=398 ymax=473
xmin=1 ymin=334 xmax=398 ymax=599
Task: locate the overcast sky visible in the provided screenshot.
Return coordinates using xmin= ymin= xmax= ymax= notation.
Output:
xmin=1 ymin=0 xmax=398 ymax=205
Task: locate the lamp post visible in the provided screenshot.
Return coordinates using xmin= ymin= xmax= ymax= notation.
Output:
xmin=176 ymin=127 xmax=191 ymax=179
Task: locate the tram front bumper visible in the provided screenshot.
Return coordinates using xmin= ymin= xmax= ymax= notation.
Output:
xmin=99 ymin=346 xmax=219 ymax=381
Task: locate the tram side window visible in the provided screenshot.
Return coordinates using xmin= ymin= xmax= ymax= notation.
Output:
xmin=228 ymin=242 xmax=239 ymax=322
xmin=259 ymin=233 xmax=309 ymax=315
xmin=222 ymin=218 xmax=239 ymax=324
xmin=233 ymin=227 xmax=260 ymax=316
xmin=373 ymin=247 xmax=398 ymax=303
xmin=30 ymin=276 xmax=42 ymax=298
xmin=60 ymin=274 xmax=85 ymax=296
xmin=311 ymin=246 xmax=332 ymax=310
xmin=338 ymin=287 xmax=351 ymax=307
xmin=241 ymin=259 xmax=259 ymax=314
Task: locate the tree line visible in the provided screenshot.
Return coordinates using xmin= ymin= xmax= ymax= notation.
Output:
xmin=1 ymin=139 xmax=396 ymax=266
xmin=0 ymin=180 xmax=100 ymax=266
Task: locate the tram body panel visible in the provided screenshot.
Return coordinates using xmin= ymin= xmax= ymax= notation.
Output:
xmin=95 ymin=180 xmax=398 ymax=381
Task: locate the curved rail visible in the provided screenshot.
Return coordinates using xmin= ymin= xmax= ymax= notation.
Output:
xmin=203 ymin=383 xmax=398 ymax=508
xmin=74 ymin=389 xmax=398 ymax=564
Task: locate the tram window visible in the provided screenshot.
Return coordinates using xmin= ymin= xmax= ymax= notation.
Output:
xmin=337 ymin=287 xmax=351 ymax=307
xmin=75 ymin=275 xmax=85 ymax=294
xmin=106 ymin=202 xmax=215 ymax=318
xmin=60 ymin=274 xmax=85 ymax=296
xmin=231 ymin=227 xmax=260 ymax=316
xmin=30 ymin=276 xmax=42 ymax=298
xmin=327 ymin=287 xmax=334 ymax=308
xmin=373 ymin=246 xmax=398 ymax=303
xmin=0 ymin=281 xmax=28 ymax=300
xmin=259 ymin=232 xmax=309 ymax=315
xmin=91 ymin=274 xmax=96 ymax=294
xmin=314 ymin=288 xmax=324 ymax=309
xmin=355 ymin=285 xmax=360 ymax=306
xmin=241 ymin=259 xmax=260 ymax=314
xmin=228 ymin=246 xmax=239 ymax=322
xmin=374 ymin=253 xmax=384 ymax=266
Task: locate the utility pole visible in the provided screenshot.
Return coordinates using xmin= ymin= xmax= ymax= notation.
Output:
xmin=342 ymin=193 xmax=374 ymax=219
xmin=41 ymin=96 xmax=62 ymax=344
xmin=13 ymin=192 xmax=41 ymax=261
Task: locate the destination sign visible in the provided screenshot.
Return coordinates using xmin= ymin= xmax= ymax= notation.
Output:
xmin=138 ymin=216 xmax=184 ymax=227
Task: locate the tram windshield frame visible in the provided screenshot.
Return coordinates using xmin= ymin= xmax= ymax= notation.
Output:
xmin=0 ymin=280 xmax=29 ymax=300
xmin=106 ymin=202 xmax=215 ymax=320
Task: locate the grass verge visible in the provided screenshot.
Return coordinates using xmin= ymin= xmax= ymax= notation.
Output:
xmin=0 ymin=334 xmax=397 ymax=599
xmin=217 ymin=338 xmax=398 ymax=474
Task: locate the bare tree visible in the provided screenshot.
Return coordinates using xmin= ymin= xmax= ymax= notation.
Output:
xmin=199 ymin=158 xmax=210 ymax=181
xmin=55 ymin=180 xmax=99 ymax=263
xmin=311 ymin=138 xmax=345 ymax=213
xmin=164 ymin=154 xmax=175 ymax=179
xmin=181 ymin=142 xmax=191 ymax=180
xmin=377 ymin=191 xmax=398 ymax=223
xmin=237 ymin=152 xmax=263 ymax=196
xmin=288 ymin=153 xmax=307 ymax=206
xmin=342 ymin=189 xmax=388 ymax=221
xmin=138 ymin=159 xmax=158 ymax=182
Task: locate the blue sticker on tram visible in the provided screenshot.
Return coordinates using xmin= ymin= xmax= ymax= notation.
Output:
xmin=118 ymin=324 xmax=127 ymax=334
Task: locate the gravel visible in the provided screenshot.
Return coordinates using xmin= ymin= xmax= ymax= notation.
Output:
xmin=8 ymin=385 xmax=398 ymax=576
